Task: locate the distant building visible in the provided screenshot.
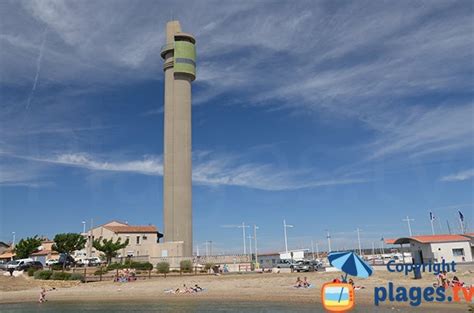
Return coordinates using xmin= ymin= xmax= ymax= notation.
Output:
xmin=0 ymin=242 xmax=10 ymax=255
xmin=84 ymin=221 xmax=185 ymax=262
xmin=387 ymin=234 xmax=473 ymax=263
xmin=30 ymin=240 xmax=59 ymax=265
xmin=258 ymin=252 xmax=281 ymax=268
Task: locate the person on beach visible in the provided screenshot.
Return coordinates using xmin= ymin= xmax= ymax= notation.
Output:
xmin=38 ymin=288 xmax=46 ymax=303
xmin=193 ymin=284 xmax=203 ymax=292
xmin=303 ymin=277 xmax=310 ymax=288
xmin=294 ymin=277 xmax=303 ymax=288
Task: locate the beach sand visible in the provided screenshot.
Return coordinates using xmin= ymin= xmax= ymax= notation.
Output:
xmin=0 ymin=266 xmax=472 ymax=311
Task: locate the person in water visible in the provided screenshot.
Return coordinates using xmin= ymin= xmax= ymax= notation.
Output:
xmin=38 ymin=288 xmax=46 ymax=303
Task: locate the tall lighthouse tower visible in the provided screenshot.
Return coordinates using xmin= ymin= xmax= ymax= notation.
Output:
xmin=160 ymin=21 xmax=196 ymax=257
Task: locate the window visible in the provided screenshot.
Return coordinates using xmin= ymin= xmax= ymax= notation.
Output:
xmin=136 ymin=236 xmax=140 ymax=245
xmin=452 ymin=248 xmax=464 ymax=256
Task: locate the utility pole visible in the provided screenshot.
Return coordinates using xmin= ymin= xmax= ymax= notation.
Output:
xmin=283 ymin=219 xmax=294 ymax=253
xmin=402 ymin=216 xmax=414 ymax=236
xmin=247 ymin=235 xmax=253 ymax=261
xmin=254 ymin=225 xmax=259 ymax=266
xmin=12 ymin=232 xmax=16 ymax=248
xmin=237 ymin=222 xmax=249 ymax=254
xmin=311 ymin=240 xmax=315 ymax=260
xmin=82 ymin=221 xmax=86 ymax=234
xmin=326 ymin=230 xmax=332 ymax=253
xmin=356 ymin=228 xmax=362 ymax=255
xmin=315 ymin=241 xmax=320 ymax=259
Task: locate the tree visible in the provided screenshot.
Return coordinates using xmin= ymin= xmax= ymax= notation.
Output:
xmin=14 ymin=236 xmax=42 ymax=259
xmin=92 ymin=237 xmax=129 ymax=265
xmin=52 ymin=233 xmax=87 ymax=268
xmin=156 ymin=262 xmax=170 ymax=277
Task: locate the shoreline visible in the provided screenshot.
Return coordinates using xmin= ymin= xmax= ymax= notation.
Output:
xmin=1 ymin=270 xmax=471 ymax=311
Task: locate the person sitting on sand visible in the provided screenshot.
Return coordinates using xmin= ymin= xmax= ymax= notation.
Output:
xmin=192 ymin=284 xmax=203 ymax=292
xmin=348 ymin=278 xmax=365 ymax=290
xmin=303 ymin=277 xmax=310 ymax=288
xmin=38 ymin=288 xmax=46 ymax=303
xmin=295 ymin=277 xmax=303 ymax=288
xmin=451 ymin=276 xmax=464 ymax=287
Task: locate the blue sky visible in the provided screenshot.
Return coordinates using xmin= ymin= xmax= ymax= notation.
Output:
xmin=0 ymin=0 xmax=473 ymax=254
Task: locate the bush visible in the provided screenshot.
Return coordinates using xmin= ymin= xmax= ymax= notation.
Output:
xmin=34 ymin=270 xmax=53 ymax=280
xmin=51 ymin=264 xmax=64 ymax=271
xmin=204 ymin=263 xmax=214 ymax=271
xmin=68 ymin=273 xmax=84 ymax=281
xmin=51 ymin=272 xmax=71 ymax=280
xmin=27 ymin=267 xmax=38 ymax=277
xmin=156 ymin=262 xmax=170 ymax=274
xmin=130 ymin=261 xmax=153 ymax=271
xmin=107 ymin=263 xmax=124 ymax=271
xmin=180 ymin=260 xmax=193 ymax=273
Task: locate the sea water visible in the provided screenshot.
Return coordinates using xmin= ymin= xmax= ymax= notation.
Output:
xmin=0 ymin=301 xmax=459 ymax=312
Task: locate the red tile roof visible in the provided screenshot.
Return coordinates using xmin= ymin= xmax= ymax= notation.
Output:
xmin=104 ymin=225 xmax=158 ymax=234
xmin=30 ymin=249 xmax=58 ymax=256
xmin=390 ymin=234 xmax=470 ymax=245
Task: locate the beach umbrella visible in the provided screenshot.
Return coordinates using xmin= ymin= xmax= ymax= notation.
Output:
xmin=328 ymin=251 xmax=373 ymax=303
xmin=328 ymin=251 xmax=373 ymax=279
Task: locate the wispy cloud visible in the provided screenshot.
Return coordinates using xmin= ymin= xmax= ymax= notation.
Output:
xmin=10 ymin=151 xmax=367 ymax=191
xmin=440 ymin=168 xmax=474 ymax=182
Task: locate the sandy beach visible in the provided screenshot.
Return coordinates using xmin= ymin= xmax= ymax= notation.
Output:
xmin=1 ymin=266 xmax=472 ymax=311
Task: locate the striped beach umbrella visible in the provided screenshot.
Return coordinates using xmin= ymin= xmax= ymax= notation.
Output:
xmin=328 ymin=251 xmax=373 ymax=279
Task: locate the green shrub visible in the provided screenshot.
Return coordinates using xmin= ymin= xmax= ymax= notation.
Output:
xmin=68 ymin=273 xmax=84 ymax=281
xmin=27 ymin=267 xmax=38 ymax=277
xmin=156 ymin=262 xmax=170 ymax=274
xmin=51 ymin=272 xmax=71 ymax=280
xmin=180 ymin=260 xmax=193 ymax=273
xmin=107 ymin=263 xmax=124 ymax=271
xmin=204 ymin=263 xmax=214 ymax=271
xmin=34 ymin=270 xmax=53 ymax=280
xmin=51 ymin=264 xmax=64 ymax=271
xmin=130 ymin=261 xmax=153 ymax=271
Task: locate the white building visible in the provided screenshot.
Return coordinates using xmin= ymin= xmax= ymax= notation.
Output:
xmin=389 ymin=234 xmax=473 ymax=264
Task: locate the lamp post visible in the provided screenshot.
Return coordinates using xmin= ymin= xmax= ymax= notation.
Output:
xmin=356 ymin=228 xmax=362 ymax=255
xmin=12 ymin=232 xmax=16 ymax=248
xmin=283 ymin=219 xmax=294 ymax=253
xmin=254 ymin=225 xmax=259 ymax=266
xmin=326 ymin=230 xmax=332 ymax=253
xmin=238 ymin=222 xmax=250 ymax=254
xmin=82 ymin=221 xmax=86 ymax=234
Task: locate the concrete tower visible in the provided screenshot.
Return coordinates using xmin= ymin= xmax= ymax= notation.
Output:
xmin=160 ymin=21 xmax=196 ymax=257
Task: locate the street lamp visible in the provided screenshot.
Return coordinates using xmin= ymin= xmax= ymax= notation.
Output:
xmin=12 ymin=232 xmax=16 ymax=248
xmin=254 ymin=225 xmax=259 ymax=266
xmin=283 ymin=219 xmax=294 ymax=253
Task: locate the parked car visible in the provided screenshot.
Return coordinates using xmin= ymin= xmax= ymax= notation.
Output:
xmin=17 ymin=261 xmax=43 ymax=271
xmin=84 ymin=257 xmax=102 ymax=267
xmin=57 ymin=254 xmax=76 ymax=267
xmin=45 ymin=259 xmax=59 ymax=266
xmin=294 ymin=260 xmax=316 ymax=272
xmin=276 ymin=259 xmax=297 ymax=269
xmin=0 ymin=260 xmax=8 ymax=271
xmin=6 ymin=258 xmax=34 ymax=270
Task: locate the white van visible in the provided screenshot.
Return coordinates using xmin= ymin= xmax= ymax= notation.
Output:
xmin=7 ymin=258 xmax=34 ymax=270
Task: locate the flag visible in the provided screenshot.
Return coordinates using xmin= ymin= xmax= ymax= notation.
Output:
xmin=430 ymin=212 xmax=435 ymax=221
xmin=458 ymin=211 xmax=464 ymax=222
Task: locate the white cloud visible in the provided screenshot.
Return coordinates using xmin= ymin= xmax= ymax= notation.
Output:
xmin=10 ymin=152 xmax=366 ymax=191
xmin=440 ymin=169 xmax=474 ymax=182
